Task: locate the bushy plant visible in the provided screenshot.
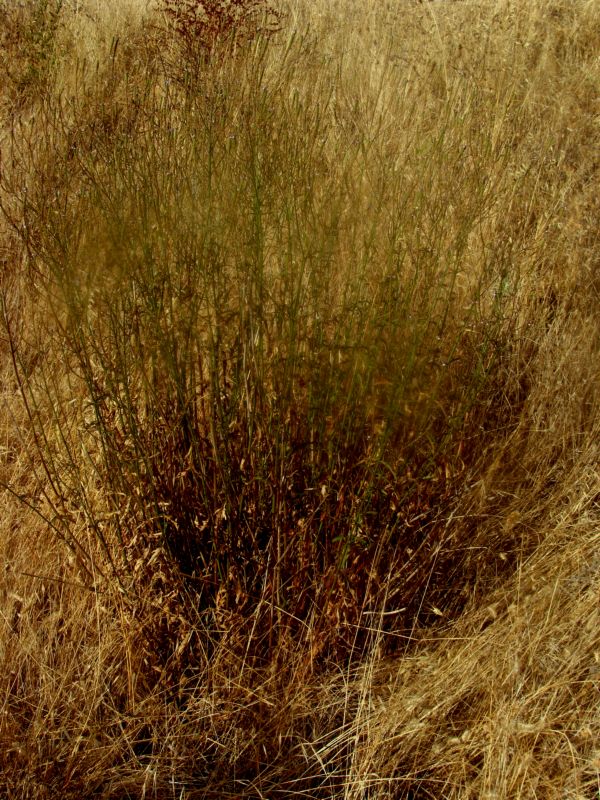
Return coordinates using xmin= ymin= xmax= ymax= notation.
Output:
xmin=2 ymin=33 xmax=525 ymax=669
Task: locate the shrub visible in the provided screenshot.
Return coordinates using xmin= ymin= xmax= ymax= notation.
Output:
xmin=2 ymin=33 xmax=524 ymax=670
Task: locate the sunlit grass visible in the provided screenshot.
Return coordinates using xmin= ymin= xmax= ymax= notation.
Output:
xmin=0 ymin=0 xmax=598 ymax=796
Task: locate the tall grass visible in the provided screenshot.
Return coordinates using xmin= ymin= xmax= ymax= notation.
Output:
xmin=5 ymin=20 xmax=524 ymax=652
xmin=0 ymin=0 xmax=598 ymax=796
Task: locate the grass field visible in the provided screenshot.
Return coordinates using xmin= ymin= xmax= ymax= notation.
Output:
xmin=0 ymin=0 xmax=598 ymax=797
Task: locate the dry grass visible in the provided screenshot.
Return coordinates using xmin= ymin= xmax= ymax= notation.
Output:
xmin=0 ymin=0 xmax=599 ymax=797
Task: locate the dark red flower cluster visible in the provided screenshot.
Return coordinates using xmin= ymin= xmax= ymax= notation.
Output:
xmin=162 ymin=0 xmax=282 ymax=52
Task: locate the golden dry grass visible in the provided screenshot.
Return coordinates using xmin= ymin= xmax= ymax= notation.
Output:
xmin=0 ymin=0 xmax=599 ymax=797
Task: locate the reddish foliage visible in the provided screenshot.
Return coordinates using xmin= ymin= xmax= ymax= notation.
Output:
xmin=162 ymin=0 xmax=282 ymax=51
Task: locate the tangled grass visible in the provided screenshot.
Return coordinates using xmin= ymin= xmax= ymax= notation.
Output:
xmin=0 ymin=0 xmax=598 ymax=797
